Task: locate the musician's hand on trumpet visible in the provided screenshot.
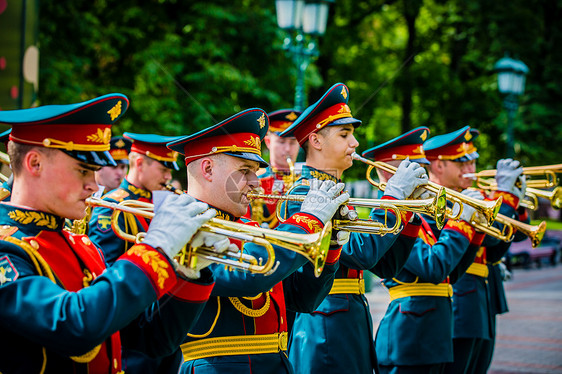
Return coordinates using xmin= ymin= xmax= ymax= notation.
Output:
xmin=300 ymin=179 xmax=350 ymax=225
xmin=300 ymin=179 xmax=351 ymax=247
xmin=495 ymin=158 xmax=526 ymax=201
xmin=178 ymin=231 xmax=238 ymax=279
xmin=384 ymin=158 xmax=429 ymax=201
xmin=456 ymin=189 xmax=485 ymax=228
xmin=331 ymin=205 xmax=356 ymax=246
xmin=143 ymin=192 xmax=220 ymax=278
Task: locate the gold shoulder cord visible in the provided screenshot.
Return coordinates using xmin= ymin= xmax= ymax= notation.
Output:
xmin=123 ymin=211 xmax=139 ymax=251
xmin=228 ymin=292 xmax=271 ymax=318
xmin=187 ymin=296 xmax=222 ymax=338
xmin=391 ymin=276 xmax=419 ymax=285
xmin=3 ymin=235 xmax=101 ymax=367
xmin=186 ymin=293 xmax=271 ymax=338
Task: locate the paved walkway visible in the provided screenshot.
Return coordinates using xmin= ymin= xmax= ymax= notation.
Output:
xmin=366 ymin=265 xmax=562 ymax=373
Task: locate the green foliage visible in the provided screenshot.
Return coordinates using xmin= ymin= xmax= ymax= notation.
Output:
xmin=38 ymin=0 xmax=561 ymax=180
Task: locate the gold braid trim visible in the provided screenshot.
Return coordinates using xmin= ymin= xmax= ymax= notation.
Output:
xmin=3 ymin=235 xmax=101 ymax=364
xmin=187 ymin=297 xmax=221 ymax=338
xmin=69 ymin=344 xmax=102 ymax=363
xmin=123 ymin=211 xmax=139 ymax=251
xmin=228 ymin=292 xmax=270 ymax=318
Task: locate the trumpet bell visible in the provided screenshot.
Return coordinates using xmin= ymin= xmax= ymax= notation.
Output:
xmin=532 ymin=221 xmax=547 ymax=249
xmin=553 ymin=188 xmax=562 ymax=210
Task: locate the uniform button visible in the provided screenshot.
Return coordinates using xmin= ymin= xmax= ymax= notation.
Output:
xmin=67 ymin=235 xmax=75 ymax=244
xmin=114 ymin=358 xmax=118 ymax=368
xmin=81 ymin=237 xmax=92 ymax=246
xmin=29 ymin=240 xmax=39 ymax=249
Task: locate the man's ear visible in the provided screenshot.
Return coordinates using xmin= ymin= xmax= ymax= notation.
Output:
xmin=24 ymin=149 xmax=44 ymax=176
xmin=308 ymin=133 xmax=322 ymax=151
xmin=134 ymin=154 xmax=144 ymax=170
xmin=200 ymin=158 xmax=214 ymax=181
xmin=264 ymin=134 xmax=271 ymax=148
xmin=429 ymin=160 xmax=443 ymax=176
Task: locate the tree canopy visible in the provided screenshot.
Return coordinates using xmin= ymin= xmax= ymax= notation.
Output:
xmin=36 ymin=0 xmax=562 ymax=180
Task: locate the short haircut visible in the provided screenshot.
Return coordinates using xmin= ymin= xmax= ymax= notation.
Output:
xmin=304 ymin=126 xmax=332 ymax=159
xmin=8 ymin=141 xmax=55 ymax=176
xmin=129 ymin=152 xmax=154 ymax=167
xmin=187 ymin=153 xmax=226 ymax=178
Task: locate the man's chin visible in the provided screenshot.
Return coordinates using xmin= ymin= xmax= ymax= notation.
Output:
xmin=232 ymin=203 xmax=247 ymax=218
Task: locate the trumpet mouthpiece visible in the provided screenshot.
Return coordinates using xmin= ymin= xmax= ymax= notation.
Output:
xmin=351 ymin=152 xmax=365 ymax=162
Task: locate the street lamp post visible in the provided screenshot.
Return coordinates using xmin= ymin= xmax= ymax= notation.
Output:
xmin=275 ymin=0 xmax=333 ymax=111
xmin=494 ymin=55 xmax=529 ymax=158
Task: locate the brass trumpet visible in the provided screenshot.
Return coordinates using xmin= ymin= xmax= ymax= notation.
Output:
xmin=247 ymin=187 xmax=447 ymax=232
xmin=464 ymin=163 xmax=562 ymax=189
xmin=352 ymin=152 xmax=502 ymax=226
xmin=496 ymin=214 xmax=546 ymax=248
xmin=286 ymin=156 xmax=296 ymax=190
xmin=469 ymin=213 xmax=515 ymax=244
xmin=86 ymin=197 xmax=332 ymax=277
xmin=521 ymin=186 xmax=562 ymax=210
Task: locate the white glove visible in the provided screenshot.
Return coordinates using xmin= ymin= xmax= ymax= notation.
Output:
xmin=412 ymin=188 xmax=435 ymax=200
xmin=143 ymin=193 xmax=215 ymax=261
xmin=177 ymin=231 xmax=237 ymax=279
xmin=457 ymin=189 xmax=484 ymax=223
xmin=329 ymin=206 xmax=354 ymax=246
xmin=300 ymin=179 xmax=350 ymax=225
xmin=384 ymin=158 xmax=429 ymax=200
xmin=495 ymin=158 xmax=523 ymax=196
xmin=499 ymin=261 xmax=512 ymax=281
xmin=513 ymin=175 xmax=527 ymax=201
xmin=330 ymin=231 xmax=350 ymax=246
xmin=339 ymin=205 xmax=359 ymax=221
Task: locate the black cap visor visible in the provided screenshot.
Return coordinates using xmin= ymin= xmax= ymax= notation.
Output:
xmin=63 ymin=150 xmax=117 ymax=167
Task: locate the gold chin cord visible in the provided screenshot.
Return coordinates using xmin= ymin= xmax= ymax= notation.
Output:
xmin=351 ymin=152 xmax=502 ymax=227
xmin=85 ymin=197 xmax=333 ymax=277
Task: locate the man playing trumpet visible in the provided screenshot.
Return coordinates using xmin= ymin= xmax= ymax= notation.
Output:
xmin=0 ymin=94 xmax=224 ymax=373
xmin=436 ymin=128 xmax=528 ymax=374
xmin=166 ymin=108 xmax=348 ymax=373
xmin=280 ymin=83 xmax=429 ymax=374
xmin=365 ymin=127 xmax=486 ymax=374
xmin=89 ymin=132 xmax=216 ymax=373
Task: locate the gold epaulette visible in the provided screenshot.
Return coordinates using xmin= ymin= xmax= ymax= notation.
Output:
xmin=104 ymin=188 xmax=129 ymax=202
xmin=0 ymin=187 xmax=11 ymax=201
xmin=0 ymin=225 xmax=18 ymax=239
